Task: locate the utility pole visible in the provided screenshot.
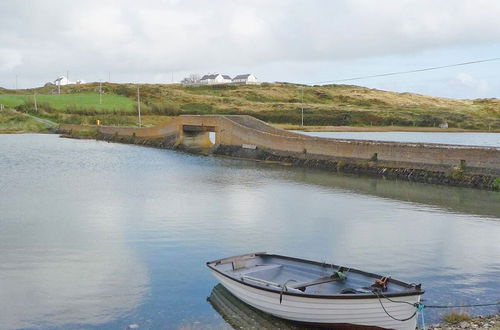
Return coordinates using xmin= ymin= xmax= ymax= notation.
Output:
xmin=301 ymin=86 xmax=304 ymax=127
xmin=137 ymin=85 xmax=142 ymax=127
xmin=15 ymin=75 xmax=18 ymax=91
xmin=67 ymin=70 xmax=69 ymax=83
xmin=99 ymin=79 xmax=102 ymax=105
xmin=34 ymin=91 xmax=38 ymax=112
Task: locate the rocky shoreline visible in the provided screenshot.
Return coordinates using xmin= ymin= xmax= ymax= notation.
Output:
xmin=213 ymin=144 xmax=499 ymax=191
xmin=430 ymin=314 xmax=499 ymax=330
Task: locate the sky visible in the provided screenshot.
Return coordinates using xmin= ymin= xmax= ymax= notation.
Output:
xmin=1 ymin=0 xmax=500 ymax=99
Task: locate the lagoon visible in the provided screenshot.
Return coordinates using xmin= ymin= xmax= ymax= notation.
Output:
xmin=294 ymin=131 xmax=500 ymax=147
xmin=0 ymin=134 xmax=499 ymax=329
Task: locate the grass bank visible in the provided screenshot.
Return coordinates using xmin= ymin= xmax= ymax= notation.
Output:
xmin=0 ymin=109 xmax=51 ymax=133
xmin=1 ymin=82 xmax=499 ymax=131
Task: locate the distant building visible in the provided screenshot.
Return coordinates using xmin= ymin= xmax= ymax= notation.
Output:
xmin=439 ymin=122 xmax=449 ymax=129
xmin=199 ymin=74 xmax=232 ymax=85
xmin=183 ymin=73 xmax=261 ymax=86
xmin=53 ymin=76 xmax=86 ymax=86
xmin=232 ymin=74 xmax=260 ymax=85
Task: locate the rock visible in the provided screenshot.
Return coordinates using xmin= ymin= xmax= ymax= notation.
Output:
xmin=460 ymin=321 xmax=470 ymax=328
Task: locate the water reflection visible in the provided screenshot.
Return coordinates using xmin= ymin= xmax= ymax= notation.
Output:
xmin=0 ymin=135 xmax=149 ymax=329
xmin=0 ymin=246 xmax=148 ymax=329
xmin=0 ymin=134 xmax=499 ymax=329
xmin=269 ymin=166 xmax=500 ymax=219
xmin=208 ymin=284 xmax=310 ymax=330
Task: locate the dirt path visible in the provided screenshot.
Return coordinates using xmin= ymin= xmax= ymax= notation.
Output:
xmin=26 ymin=113 xmax=58 ymax=126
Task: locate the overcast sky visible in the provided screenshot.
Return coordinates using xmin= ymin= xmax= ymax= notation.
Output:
xmin=1 ymin=0 xmax=499 ymax=99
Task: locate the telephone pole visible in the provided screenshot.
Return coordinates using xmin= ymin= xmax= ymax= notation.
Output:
xmin=301 ymin=86 xmax=304 ymax=127
xmin=99 ymin=79 xmax=102 ymax=105
xmin=137 ymin=86 xmax=142 ymax=127
xmin=34 ymin=91 xmax=38 ymax=112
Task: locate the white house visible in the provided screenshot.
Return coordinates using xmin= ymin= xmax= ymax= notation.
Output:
xmin=199 ymin=74 xmax=232 ymax=85
xmin=54 ymin=76 xmax=70 ymax=86
xmin=53 ymin=76 xmax=86 ymax=86
xmin=232 ymin=74 xmax=260 ymax=85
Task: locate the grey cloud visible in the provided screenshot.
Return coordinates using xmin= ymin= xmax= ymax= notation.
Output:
xmin=1 ymin=0 xmax=499 ymax=87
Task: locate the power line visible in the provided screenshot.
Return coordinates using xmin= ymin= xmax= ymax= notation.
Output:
xmin=311 ymin=57 xmax=500 ymax=85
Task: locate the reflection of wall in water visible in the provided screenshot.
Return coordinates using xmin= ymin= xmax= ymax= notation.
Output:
xmin=282 ymin=167 xmax=500 ymax=219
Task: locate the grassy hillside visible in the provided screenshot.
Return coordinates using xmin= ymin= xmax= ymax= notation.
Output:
xmin=0 ymin=109 xmax=50 ymax=133
xmin=0 ymin=82 xmax=499 ymax=130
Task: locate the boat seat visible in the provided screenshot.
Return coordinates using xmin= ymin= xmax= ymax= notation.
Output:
xmin=237 ymin=264 xmax=283 ymax=276
xmin=289 ymin=273 xmax=345 ymax=291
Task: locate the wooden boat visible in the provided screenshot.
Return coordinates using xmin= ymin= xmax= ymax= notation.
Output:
xmin=207 ymin=252 xmax=424 ymax=330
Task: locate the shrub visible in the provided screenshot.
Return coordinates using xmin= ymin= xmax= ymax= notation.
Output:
xmin=450 ymin=166 xmax=464 ymax=180
xmin=442 ymin=312 xmax=471 ymax=324
xmin=151 ymin=102 xmax=180 ymax=116
xmin=115 ymin=85 xmax=135 ymax=97
xmin=180 ymin=103 xmax=214 ymax=113
xmin=492 ymin=178 xmax=500 ymax=191
xmin=72 ymin=129 xmax=98 ymax=137
xmin=16 ymin=100 xmax=55 ymax=113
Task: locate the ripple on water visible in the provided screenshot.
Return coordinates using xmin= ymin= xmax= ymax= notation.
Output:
xmin=0 ymin=134 xmax=498 ymax=328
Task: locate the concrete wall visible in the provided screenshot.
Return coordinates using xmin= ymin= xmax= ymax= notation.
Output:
xmin=60 ymin=115 xmax=500 ymax=175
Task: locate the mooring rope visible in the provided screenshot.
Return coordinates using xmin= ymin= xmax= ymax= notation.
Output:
xmin=372 ymin=290 xmax=419 ymax=322
xmin=373 ymin=289 xmax=500 ymax=329
xmin=418 ymin=304 xmax=426 ymax=330
xmin=423 ymin=302 xmax=500 ymax=308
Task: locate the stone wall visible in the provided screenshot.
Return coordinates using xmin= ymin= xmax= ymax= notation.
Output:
xmin=59 ymin=115 xmax=500 ymax=178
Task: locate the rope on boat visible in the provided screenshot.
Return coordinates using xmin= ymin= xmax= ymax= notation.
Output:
xmin=372 ymin=290 xmax=420 ymax=322
xmin=279 ymin=279 xmax=297 ymax=304
xmin=417 ymin=303 xmax=426 ymax=330
xmin=423 ymin=302 xmax=500 ymax=308
xmin=373 ymin=289 xmax=500 ymax=329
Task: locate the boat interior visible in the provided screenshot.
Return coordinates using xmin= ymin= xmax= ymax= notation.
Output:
xmin=208 ymin=253 xmax=422 ymax=296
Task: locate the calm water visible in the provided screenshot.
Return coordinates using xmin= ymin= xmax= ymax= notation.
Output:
xmin=0 ymin=134 xmax=499 ymax=329
xmin=293 ymin=131 xmax=500 ymax=147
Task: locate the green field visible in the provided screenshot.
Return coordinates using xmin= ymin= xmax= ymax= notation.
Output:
xmin=0 ymin=93 xmax=134 ymax=111
xmin=0 ymin=82 xmax=499 ymax=131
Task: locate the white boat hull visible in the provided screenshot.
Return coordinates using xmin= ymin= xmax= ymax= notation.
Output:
xmin=212 ymin=271 xmax=421 ymax=330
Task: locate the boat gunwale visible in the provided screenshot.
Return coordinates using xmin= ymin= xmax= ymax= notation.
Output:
xmin=207 ymin=252 xmax=424 ymax=300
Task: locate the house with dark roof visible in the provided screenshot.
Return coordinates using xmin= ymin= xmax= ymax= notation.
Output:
xmin=199 ymin=73 xmax=232 ymax=85
xmin=232 ymin=74 xmax=260 ymax=85
xmin=182 ymin=73 xmax=261 ymax=86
